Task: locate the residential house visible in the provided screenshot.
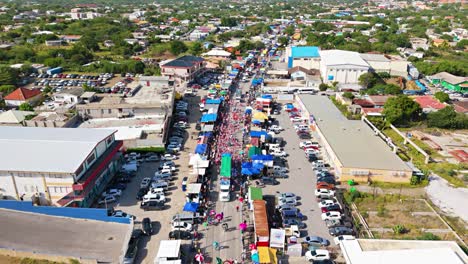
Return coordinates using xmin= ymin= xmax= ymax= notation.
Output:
xmin=4 ymin=88 xmax=42 ymax=107
xmin=432 ymin=38 xmax=448 ymax=47
xmin=53 ymin=88 xmax=84 ymax=105
xmin=288 ymin=66 xmax=321 ymax=88
xmin=285 ymin=46 xmax=321 ymax=70
xmin=45 ymin=40 xmax=63 ymax=46
xmin=160 ymin=55 xmax=205 ymax=83
xmin=413 ymin=95 xmax=446 ymax=113
xmin=453 ymin=101 xmax=468 ymax=113
xmin=0 ymin=110 xmax=34 ymax=126
xmin=429 ymin=72 xmax=468 ymax=93
xmin=61 ymin=35 xmax=81 ymax=43
xmin=410 ymin=37 xmax=429 ymax=50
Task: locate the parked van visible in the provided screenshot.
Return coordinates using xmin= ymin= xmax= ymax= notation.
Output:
xmin=172 ymin=213 xmax=201 ymax=224
xmin=140 ymin=200 xmax=165 ymax=211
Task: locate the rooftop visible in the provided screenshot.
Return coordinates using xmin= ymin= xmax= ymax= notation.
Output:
xmin=340 ymin=239 xmax=468 ymax=264
xmin=413 ymin=95 xmax=446 ymax=110
xmin=299 ymin=95 xmax=410 ymax=171
xmin=0 ymin=208 xmax=131 ymax=263
xmin=319 ymin=50 xmax=370 ymax=67
xmin=432 ymin=72 xmax=468 ymax=85
xmin=4 ymin=87 xmax=41 ymax=101
xmin=162 ymin=55 xmax=204 ymax=68
xmin=291 ymin=46 xmax=320 ymax=58
xmin=359 ymin=53 xmax=390 ymax=62
xmin=0 ymin=110 xmax=34 ymax=124
xmin=0 ymin=127 xmax=116 ymax=173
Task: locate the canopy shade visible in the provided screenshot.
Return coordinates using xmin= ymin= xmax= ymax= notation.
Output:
xmin=220 ymin=153 xmax=232 ymax=178
xmin=183 ymin=202 xmax=199 ymax=212
xmin=248 ymin=146 xmax=261 ymax=158
xmin=206 ymin=99 xmax=221 ymax=104
xmin=252 ymin=111 xmax=268 ymax=120
xmin=201 ymin=113 xmax=217 ymax=123
xmin=195 ymin=144 xmax=208 ymax=154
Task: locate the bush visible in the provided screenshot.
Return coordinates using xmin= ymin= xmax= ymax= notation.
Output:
xmin=344 ymin=190 xmax=362 ymax=204
xmin=126 ymin=147 xmax=165 ymax=154
xmin=393 ymin=224 xmax=408 ymax=234
xmin=417 ymin=232 xmax=441 ymax=240
xmin=377 ymin=204 xmax=386 ymax=217
xmin=410 ymin=175 xmax=421 ymax=185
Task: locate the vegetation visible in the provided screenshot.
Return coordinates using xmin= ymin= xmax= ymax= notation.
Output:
xmin=383 ymin=95 xmax=422 ymax=126
xmin=427 ymin=106 xmax=468 ymax=129
xmin=434 ymin=91 xmax=450 ymax=103
xmin=19 ymin=102 xmax=34 ymax=111
xmin=393 ymin=224 xmax=408 ymax=235
xmin=342 ymin=91 xmax=355 ymax=100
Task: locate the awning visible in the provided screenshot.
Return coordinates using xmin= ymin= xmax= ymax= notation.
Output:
xmin=251 ymin=155 xmax=273 ymax=161
xmin=252 ymin=111 xmax=268 ymax=120
xmin=189 ymin=154 xmax=209 ymax=167
xmin=220 ymin=153 xmax=232 ymax=178
xmin=202 ymin=124 xmax=214 ymax=132
xmin=250 ymin=131 xmax=269 ymax=138
xmin=195 ymin=144 xmax=208 ymax=154
xmin=187 ymin=183 xmax=202 ymax=194
xmin=183 ymin=202 xmax=199 ymax=212
xmin=206 ymin=99 xmax=221 ymax=104
xmin=248 ymin=146 xmax=261 ymax=158
xmin=201 ymin=114 xmax=217 ymax=123
xmin=258 ymin=247 xmax=277 ymax=264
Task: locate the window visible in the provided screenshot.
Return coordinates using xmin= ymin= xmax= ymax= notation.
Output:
xmin=86 ymin=152 xmax=96 ymax=165
xmin=108 ymin=109 xmax=112 ymax=114
xmin=106 ymin=136 xmax=113 ymax=145
xmin=75 ymin=164 xmax=84 ymax=176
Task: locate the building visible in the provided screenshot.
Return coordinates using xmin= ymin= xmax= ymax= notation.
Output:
xmin=319 ymin=50 xmax=370 ymax=89
xmin=285 ymin=46 xmax=320 ymax=70
xmin=429 ymin=72 xmax=468 ymax=93
xmin=161 ymin=55 xmax=205 ymax=83
xmin=4 ymin=87 xmax=42 ymax=107
xmin=288 ymin=66 xmax=322 ymax=89
xmin=340 ymin=239 xmax=468 ymax=264
xmin=410 ymin=37 xmax=429 ymax=50
xmin=0 ymin=110 xmax=34 ymax=126
xmin=202 ymin=49 xmax=232 ymax=59
xmin=0 ymin=201 xmax=132 ymax=263
xmin=359 ymin=53 xmax=409 ymax=77
xmin=0 ymin=127 xmax=122 ymax=207
xmin=297 ymin=95 xmax=412 ymax=183
xmin=413 ymin=95 xmax=446 ymax=113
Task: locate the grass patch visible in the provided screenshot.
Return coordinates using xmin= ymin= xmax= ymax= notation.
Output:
xmin=0 ymin=256 xmax=71 ymax=264
xmin=126 ymin=146 xmax=166 ymax=154
xmin=371 ymin=180 xmax=429 ymax=189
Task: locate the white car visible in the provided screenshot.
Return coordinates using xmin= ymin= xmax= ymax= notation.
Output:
xmin=300 ymin=141 xmax=313 ymax=148
xmin=143 ymin=193 xmax=166 ymax=203
xmin=272 ymin=166 xmax=287 ymax=173
xmin=140 ymin=178 xmax=152 ymax=189
xmin=321 ymin=211 xmax=342 ymax=221
xmin=304 ymin=148 xmax=318 ymax=155
xmin=162 ymin=154 xmax=178 ymax=161
xmin=145 ymin=155 xmax=160 ymax=162
xmin=161 ymin=165 xmax=176 ymax=172
xmin=269 ymin=125 xmax=283 ymax=133
xmin=159 ymin=168 xmax=172 ymax=175
xmin=334 ymin=235 xmax=355 ymax=245
xmin=305 ymin=249 xmax=330 ymax=262
xmin=278 ymin=197 xmax=297 ymax=207
xmin=315 ymin=189 xmax=335 ymax=197
xmin=167 ymin=144 xmax=181 ymax=152
xmin=290 ymin=117 xmax=302 ymax=123
xmin=171 ymin=221 xmax=193 ymax=231
xmin=102 ymin=189 xmax=122 ymax=197
xmin=270 ymin=150 xmax=287 ymax=157
xmin=318 ymin=200 xmax=337 ymax=208
xmin=98 ymin=195 xmax=117 ymax=205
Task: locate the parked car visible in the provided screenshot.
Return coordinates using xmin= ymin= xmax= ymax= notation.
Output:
xmin=98 ymin=195 xmax=117 ymax=205
xmin=140 ymin=178 xmax=152 ymax=189
xmin=276 ymin=204 xmax=298 ymax=212
xmin=277 ymin=192 xmax=297 ymax=200
xmin=123 ymin=230 xmax=142 ymax=264
xmin=145 ymin=155 xmax=160 ymax=162
xmin=171 ymin=221 xmax=193 ymax=231
xmin=316 ymin=182 xmax=335 ymax=190
xmin=334 ymin=235 xmax=355 ymax=245
xmin=142 ymin=217 xmax=153 ymax=235
xmin=140 ymin=200 xmax=166 ymax=211
xmin=136 ymin=188 xmax=147 ymax=200
xmin=325 ymin=219 xmax=353 ymax=228
xmin=169 ymin=230 xmax=192 ymax=240
xmin=303 ymin=236 xmax=330 ymax=246
xmin=110 ymin=183 xmax=126 ymax=190
xmin=283 ymin=218 xmax=306 ymax=229
xmin=321 ymin=204 xmax=342 ymax=213
xmin=305 ymin=249 xmax=330 ymax=262
xmin=142 ymin=193 xmax=166 ymax=203
xmin=102 ymin=189 xmax=122 ymax=197
xmin=315 ymin=189 xmax=335 ymax=197
xmin=329 ymin=226 xmax=354 ymax=236
xmin=112 ymin=210 xmax=135 ymax=219
xmin=321 ymin=211 xmax=342 ymax=221
xmin=260 ymin=177 xmax=279 ymax=185
xmin=162 ymin=154 xmax=178 ymax=161
xmin=277 ymin=197 xmax=297 ymax=207
xmin=318 ymin=200 xmax=337 ymax=208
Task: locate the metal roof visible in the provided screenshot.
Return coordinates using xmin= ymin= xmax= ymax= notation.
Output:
xmin=299 ymin=95 xmax=410 ymax=172
xmin=162 ymin=55 xmax=204 ymax=68
xmin=0 ymin=127 xmax=116 ymax=174
xmin=319 ymin=50 xmax=370 ymax=67
xmin=291 ymin=46 xmax=320 ymax=58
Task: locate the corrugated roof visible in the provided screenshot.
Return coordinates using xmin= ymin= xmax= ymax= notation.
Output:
xmin=413 ymin=96 xmax=446 ymax=110
xmin=431 ymin=72 xmax=467 ymax=85
xmin=291 ymin=46 xmax=320 ymax=58
xmin=299 ymin=95 xmax=410 ymax=172
xmin=4 ymin=87 xmax=41 ymax=101
xmin=0 ymin=110 xmax=34 ymax=124
xmin=0 ymin=127 xmax=116 ymax=173
xmin=319 ymin=50 xmax=370 ymax=67
xmin=162 ymin=55 xmax=204 ymax=68
xmin=253 ymin=200 xmax=269 ymax=237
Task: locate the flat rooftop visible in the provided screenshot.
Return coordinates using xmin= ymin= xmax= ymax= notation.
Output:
xmin=299 ymin=95 xmax=410 ymax=171
xmin=0 ymin=209 xmax=131 ymax=263
xmin=341 ymin=239 xmax=468 ymax=264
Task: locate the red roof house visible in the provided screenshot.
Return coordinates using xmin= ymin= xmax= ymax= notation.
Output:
xmin=413 ymin=96 xmax=446 ymax=113
xmin=4 ymin=87 xmax=42 ymax=107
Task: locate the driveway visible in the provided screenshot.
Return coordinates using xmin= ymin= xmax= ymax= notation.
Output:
xmin=426 ymin=174 xmax=468 ymax=222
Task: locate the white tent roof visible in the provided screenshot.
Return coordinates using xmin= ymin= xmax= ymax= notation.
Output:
xmin=204 ymin=49 xmax=231 ymax=57
xmin=189 ymin=154 xmax=210 ymax=167
xmin=187 ymin=183 xmax=202 ymax=194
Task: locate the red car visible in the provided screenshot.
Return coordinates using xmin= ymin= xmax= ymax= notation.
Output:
xmin=303 ymin=145 xmax=319 ymax=151
xmin=316 ymin=182 xmax=335 ymax=190
xmin=321 ymin=204 xmax=342 ymax=213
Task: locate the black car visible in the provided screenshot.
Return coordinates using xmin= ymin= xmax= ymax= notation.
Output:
xmin=136 ymin=188 xmax=147 ymax=200
xmin=329 ymin=226 xmax=354 ymax=236
xmin=169 ymin=230 xmax=192 ymax=240
xmin=325 ymin=204 xmax=342 ymax=213
xmin=124 ymin=230 xmax=142 ymax=264
xmin=142 ymin=217 xmax=153 ymax=235
xmin=140 ymin=200 xmax=166 ymax=211
xmin=317 ymin=177 xmax=336 ymax=185
xmin=118 ymin=176 xmax=131 ymax=183
xmin=110 ymin=183 xmax=126 ymax=190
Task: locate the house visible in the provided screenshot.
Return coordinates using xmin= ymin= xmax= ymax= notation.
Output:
xmin=45 ymin=40 xmax=63 ymax=46
xmin=429 ymin=72 xmax=468 ymax=93
xmin=61 ymin=35 xmax=81 ymax=43
xmin=410 ymin=37 xmax=429 ymax=50
xmin=160 ymin=55 xmax=205 ymax=83
xmin=288 ymin=66 xmax=321 ymax=88
xmin=367 ymin=95 xmax=394 ymax=108
xmin=202 ymin=49 xmax=231 ymax=59
xmin=319 ymin=50 xmax=370 ymax=89
xmin=453 ymin=101 xmax=468 ymax=113
xmin=413 ymin=95 xmax=446 ymax=113
xmin=0 ymin=110 xmax=34 ymax=126
xmin=285 ymin=46 xmax=320 ymax=70
xmin=4 ymin=88 xmax=42 ymax=107
xmin=360 ymin=53 xmax=391 ymax=74
xmin=53 ymin=88 xmax=84 ymax=104
xmin=432 ymin=38 xmax=447 ymax=47
xmin=0 ymin=127 xmax=122 ymax=207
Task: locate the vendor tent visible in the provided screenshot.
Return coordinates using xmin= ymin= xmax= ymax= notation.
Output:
xmin=269 ymin=229 xmax=285 ymax=249
xmin=201 ymin=113 xmax=217 ymax=123
xmin=183 ymin=202 xmax=199 ymax=212
xmin=258 ymin=247 xmax=277 ymax=264
xmin=187 ymin=183 xmax=202 ymax=194
xmin=195 ymin=144 xmax=208 ymax=154
xmin=252 ymin=111 xmax=268 ymax=121
xmin=206 ymin=99 xmax=221 ymax=104
xmin=248 ymin=146 xmax=261 ymax=158
xmin=250 ymin=131 xmax=269 ymax=138
xmin=189 ymin=154 xmax=210 ymax=167
xmin=220 ymin=154 xmax=232 ymax=178
xmin=202 ymin=124 xmax=214 ymax=132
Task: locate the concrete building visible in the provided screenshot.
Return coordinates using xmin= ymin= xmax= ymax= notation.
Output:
xmin=340 ymin=239 xmax=468 ymax=264
xmin=0 ymin=110 xmax=34 ymax=126
xmin=285 ymin=46 xmax=321 ymax=70
xmin=297 ymin=95 xmax=412 ymax=183
xmin=359 ymin=53 xmax=409 ymax=77
xmin=0 ymin=201 xmax=132 ymax=263
xmin=4 ymin=87 xmax=42 ymax=107
xmin=0 ymin=127 xmax=122 ymax=207
xmin=319 ymin=50 xmax=370 ymax=89
xmin=161 ymin=55 xmax=205 ymax=83
xmin=429 ymin=72 xmax=468 ymax=93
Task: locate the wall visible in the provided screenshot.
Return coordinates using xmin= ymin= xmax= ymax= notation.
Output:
xmin=292 ymin=58 xmax=320 ymax=70
xmin=25 ymin=114 xmax=79 ymax=128
xmin=340 ymin=167 xmax=411 ymax=183
xmin=0 ymin=175 xmax=17 ymax=199
xmin=0 ymin=248 xmax=96 ymax=264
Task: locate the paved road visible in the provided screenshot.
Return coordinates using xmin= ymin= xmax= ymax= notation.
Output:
xmin=263 ymin=108 xmax=335 ymax=242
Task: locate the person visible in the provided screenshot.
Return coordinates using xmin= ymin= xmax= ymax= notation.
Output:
xmin=222 ymin=223 xmax=228 ymax=231
xmin=213 ymin=241 xmax=220 ymax=250
xmin=236 ymin=205 xmax=239 ymax=212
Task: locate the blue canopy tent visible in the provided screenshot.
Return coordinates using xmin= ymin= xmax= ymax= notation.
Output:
xmin=261 ymin=94 xmax=273 ymax=99
xmin=286 ymin=103 xmax=294 ymax=109
xmin=241 ymin=162 xmax=261 ymax=175
xmin=201 ymin=113 xmax=217 ymax=123
xmin=245 ymin=108 xmax=252 ymax=114
xmin=206 ymin=99 xmax=221 ymax=104
xmin=195 ymin=144 xmax=208 ymax=154
xmin=251 ymin=155 xmax=274 ymax=161
xmin=199 ymin=132 xmax=213 ymax=138
xmin=252 ymin=120 xmax=262 ymax=125
xmin=250 ymin=131 xmax=269 ymax=138
xmin=183 ymin=202 xmax=199 ymax=212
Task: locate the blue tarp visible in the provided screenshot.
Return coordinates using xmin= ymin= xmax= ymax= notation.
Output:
xmin=251 ymin=155 xmax=274 ymax=161
xmin=245 ymin=109 xmax=252 ymax=114
xmin=199 ymin=132 xmax=213 ymax=138
xmin=195 ymin=144 xmax=208 ymax=154
xmin=206 ymin=99 xmax=221 ymax=104
xmin=201 ymin=113 xmax=217 ymax=123
xmin=286 ymin=103 xmax=294 ymax=109
xmin=250 ymin=131 xmax=269 ymax=138
xmin=261 ymin=94 xmax=273 ymax=99
xmin=183 ymin=202 xmax=199 ymax=212
xmin=252 ymin=120 xmax=262 ymax=125
xmin=241 ymin=162 xmax=261 ymax=175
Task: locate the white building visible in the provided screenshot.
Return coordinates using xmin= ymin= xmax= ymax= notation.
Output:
xmin=319 ymin=50 xmax=370 ymax=89
xmin=0 ymin=127 xmax=122 ymax=207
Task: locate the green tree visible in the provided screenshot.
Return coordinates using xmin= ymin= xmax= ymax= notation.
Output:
xmin=342 ymin=91 xmax=355 ymax=100
xmin=383 ymin=95 xmax=422 ymax=125
xmin=434 ymin=91 xmax=449 ymax=103
xmin=319 ymin=83 xmax=329 ymax=91
xmin=427 ymin=106 xmax=468 ymax=129
xmin=0 ymin=84 xmax=16 ymax=95
xmin=189 ymin=42 xmax=203 ymax=56
xmin=278 ymin=36 xmax=289 ymax=46
xmin=170 ymin=40 xmax=188 ymax=55
xmin=359 ymin=72 xmax=378 ymax=89
xmin=19 ymin=102 xmax=33 ymax=111
xmin=220 ymin=17 xmax=238 ymax=27
xmin=0 ymin=66 xmax=18 ymax=85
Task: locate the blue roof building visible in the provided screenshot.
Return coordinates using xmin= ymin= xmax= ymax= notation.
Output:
xmin=287 ymin=46 xmax=320 ymax=69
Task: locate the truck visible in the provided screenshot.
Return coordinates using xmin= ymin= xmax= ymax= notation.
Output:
xmin=219 ymin=179 xmax=231 ymax=202
xmin=154 ymin=240 xmax=181 ymax=264
xmin=46 ymin=67 xmax=62 ymax=75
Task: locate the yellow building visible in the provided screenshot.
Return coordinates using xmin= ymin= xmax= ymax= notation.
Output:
xmin=297 ymin=95 xmax=412 ymax=183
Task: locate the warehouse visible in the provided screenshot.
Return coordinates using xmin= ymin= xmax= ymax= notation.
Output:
xmin=0 ymin=127 xmax=122 ymax=207
xmin=319 ymin=50 xmax=370 ymax=89
xmin=297 ymin=95 xmax=412 ymax=183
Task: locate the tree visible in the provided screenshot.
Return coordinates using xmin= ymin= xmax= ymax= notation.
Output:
xmin=427 ymin=106 xmax=468 ymax=129
xmin=377 ymin=72 xmax=391 ymax=79
xmin=19 ymin=102 xmax=33 ymax=111
xmin=0 ymin=66 xmax=18 ymax=85
xmin=393 ymin=224 xmax=408 ymax=234
xmin=342 ymin=91 xmax=355 ymax=100
xmin=434 ymin=91 xmax=449 ymax=103
xmin=383 ymin=95 xmax=422 ymax=125
xmin=220 ymin=17 xmax=238 ymax=27
xmin=0 ymin=84 xmax=16 ymax=95
xmin=319 ymin=83 xmax=329 ymax=91
xmin=358 ymin=72 xmax=378 ymax=89
xmin=278 ymin=36 xmax=289 ymax=46
xmin=169 ymin=40 xmax=188 ymax=56
xmin=189 ymin=42 xmax=203 ymax=56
